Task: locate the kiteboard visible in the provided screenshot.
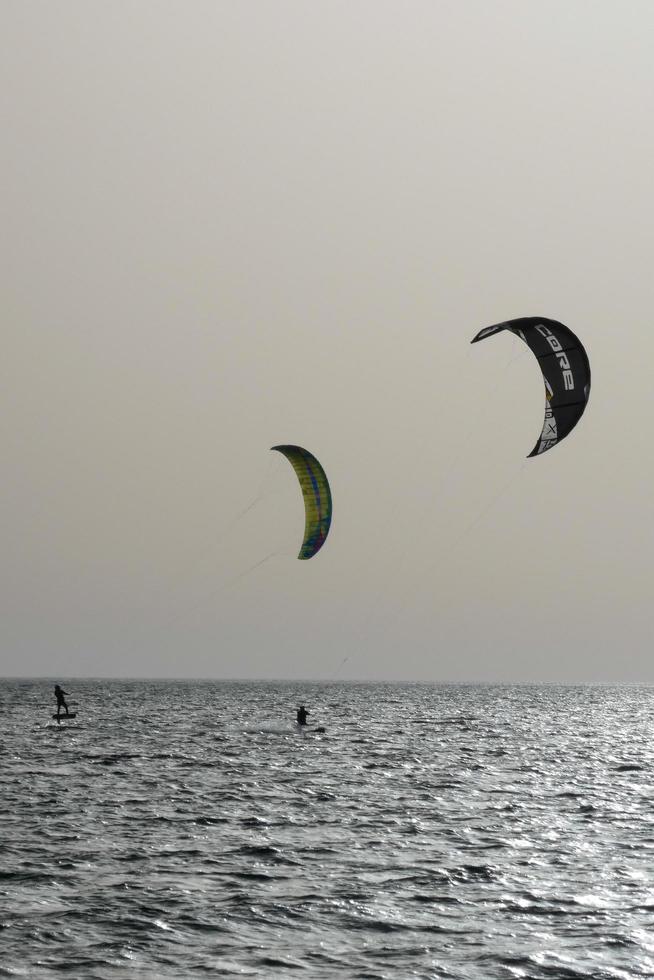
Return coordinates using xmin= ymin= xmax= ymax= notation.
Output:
xmin=52 ymin=713 xmax=77 ymax=720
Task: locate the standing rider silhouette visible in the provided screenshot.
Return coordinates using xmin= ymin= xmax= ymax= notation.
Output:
xmin=54 ymin=684 xmax=70 ymax=720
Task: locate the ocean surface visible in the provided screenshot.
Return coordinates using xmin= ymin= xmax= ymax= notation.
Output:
xmin=2 ymin=680 xmax=654 ymax=980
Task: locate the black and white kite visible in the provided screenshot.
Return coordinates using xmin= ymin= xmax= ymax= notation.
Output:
xmin=471 ymin=317 xmax=591 ymax=457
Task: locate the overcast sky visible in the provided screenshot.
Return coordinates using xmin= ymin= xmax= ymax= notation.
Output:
xmin=2 ymin=1 xmax=653 ymax=682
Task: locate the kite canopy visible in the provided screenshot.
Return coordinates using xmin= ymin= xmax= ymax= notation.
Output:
xmin=471 ymin=317 xmax=591 ymax=457
xmin=271 ymin=445 xmax=332 ymax=559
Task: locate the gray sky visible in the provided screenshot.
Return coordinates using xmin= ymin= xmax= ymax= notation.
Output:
xmin=2 ymin=1 xmax=653 ymax=682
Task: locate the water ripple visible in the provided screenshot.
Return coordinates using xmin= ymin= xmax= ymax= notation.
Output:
xmin=2 ymin=680 xmax=654 ymax=978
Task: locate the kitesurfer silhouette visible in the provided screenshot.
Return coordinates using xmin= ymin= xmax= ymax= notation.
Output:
xmin=296 ymin=705 xmax=309 ymax=726
xmin=54 ymin=684 xmax=70 ymax=720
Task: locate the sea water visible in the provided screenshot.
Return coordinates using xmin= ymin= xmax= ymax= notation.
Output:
xmin=1 ymin=680 xmax=653 ymax=979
